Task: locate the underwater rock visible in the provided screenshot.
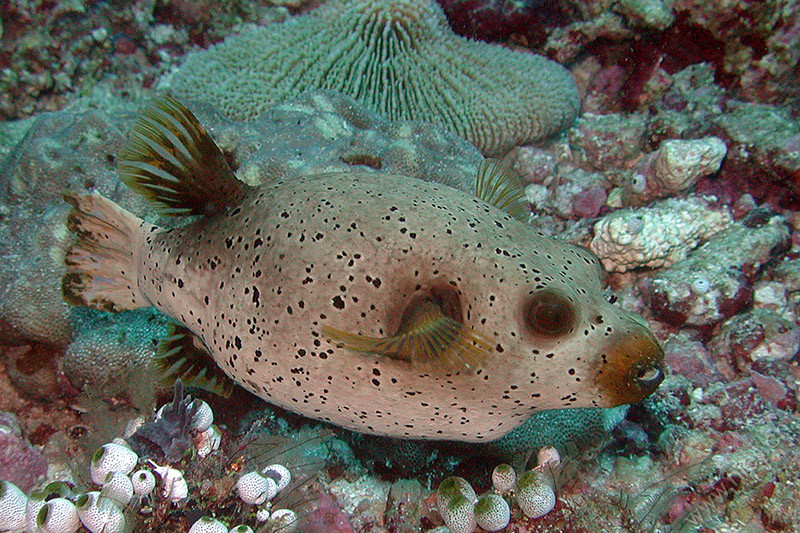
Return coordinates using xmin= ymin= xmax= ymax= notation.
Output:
xmin=589 ymin=195 xmax=732 ymax=273
xmin=647 ymin=63 xmax=726 ymax=143
xmin=0 ymin=105 xmax=147 ymax=348
xmin=568 ymin=112 xmax=647 ymax=171
xmin=348 ymin=405 xmax=629 ymax=478
xmin=711 ymin=100 xmax=800 ymax=199
xmin=623 ymin=136 xmax=727 ymax=205
xmin=660 ymin=331 xmax=722 ymax=388
xmin=436 ymin=0 xmax=572 ymax=44
xmin=614 ymin=0 xmax=674 ymax=30
xmin=708 ymin=308 xmax=800 ymax=380
xmin=0 ymin=412 xmax=48 ymax=492
xmin=546 ymin=11 xmax=634 ymax=64
xmin=640 ymin=210 xmax=792 ymax=327
xmin=546 ymin=0 xmax=799 ymax=108
xmin=524 ymin=163 xmax=611 ymax=220
xmin=63 ymin=309 xmax=171 ymax=397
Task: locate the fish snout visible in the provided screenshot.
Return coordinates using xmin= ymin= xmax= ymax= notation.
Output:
xmin=594 ymin=328 xmax=665 ymax=406
xmin=632 ymin=361 xmax=664 ymax=393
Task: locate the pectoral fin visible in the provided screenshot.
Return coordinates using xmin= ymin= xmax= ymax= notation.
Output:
xmin=155 ymin=323 xmax=235 ymax=398
xmin=322 ymin=301 xmax=493 ymax=372
xmin=474 ymin=159 xmax=529 ymax=221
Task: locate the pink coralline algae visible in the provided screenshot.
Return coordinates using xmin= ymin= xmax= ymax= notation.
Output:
xmin=0 ymin=412 xmax=47 ymax=493
xmin=639 ymin=211 xmax=792 ymax=327
xmin=2 ymin=0 xmax=800 ymax=530
xmin=436 ymin=0 xmax=571 ymax=44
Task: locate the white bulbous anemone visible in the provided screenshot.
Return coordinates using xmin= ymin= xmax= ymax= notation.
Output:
xmin=36 ymin=497 xmax=80 ymax=533
xmin=0 ymin=480 xmax=27 ymax=531
xmin=130 ymin=469 xmax=156 ymax=497
xmin=89 ymin=443 xmax=138 ymax=485
xmin=188 ymin=515 xmax=229 ymax=533
xmin=75 ymin=491 xmax=126 ymax=533
xmin=236 ymin=471 xmax=277 ymax=505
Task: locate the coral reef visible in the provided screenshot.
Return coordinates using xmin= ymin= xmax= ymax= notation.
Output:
xmin=1 ymin=0 xmax=800 ymax=530
xmin=168 ymin=0 xmax=580 ymax=155
xmin=435 ymin=0 xmax=572 ymax=45
xmin=0 ymin=0 xmax=292 ymax=120
xmin=546 ymin=0 xmax=800 ymax=110
xmin=589 ymin=195 xmax=733 ymax=273
xmin=640 ymin=210 xmax=792 ymax=326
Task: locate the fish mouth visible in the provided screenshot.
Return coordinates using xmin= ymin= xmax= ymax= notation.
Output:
xmin=594 ymin=328 xmax=665 ymax=406
xmin=629 ymin=359 xmax=664 ymax=398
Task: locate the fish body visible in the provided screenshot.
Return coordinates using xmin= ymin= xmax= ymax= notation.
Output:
xmin=63 ymin=97 xmax=664 ymax=442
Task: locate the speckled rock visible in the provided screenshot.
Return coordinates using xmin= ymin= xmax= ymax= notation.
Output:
xmin=347 ymin=404 xmax=629 ymax=477
xmin=0 ymin=106 xmax=140 ymax=347
xmin=708 ymin=308 xmax=800 ymax=379
xmin=619 ymin=136 xmax=727 ymax=206
xmin=63 ymin=308 xmax=171 ymax=395
xmin=478 ymin=405 xmax=630 ymax=462
xmin=568 ymin=112 xmax=647 ymax=171
xmin=711 ymin=101 xmax=800 ymax=195
xmin=589 ymin=195 xmax=732 ymax=273
xmin=0 ymin=412 xmax=48 ymax=492
xmin=188 ymin=90 xmax=482 ymax=192
xmin=640 ymin=210 xmax=792 ymax=327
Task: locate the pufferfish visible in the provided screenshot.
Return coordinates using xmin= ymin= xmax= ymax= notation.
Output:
xmin=62 ymin=96 xmax=664 ymax=442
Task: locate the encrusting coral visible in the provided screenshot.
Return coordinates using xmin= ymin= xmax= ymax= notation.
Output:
xmin=589 ymin=195 xmax=733 ymax=272
xmin=640 ymin=209 xmax=792 ymax=327
xmin=169 ymin=0 xmax=580 ymax=155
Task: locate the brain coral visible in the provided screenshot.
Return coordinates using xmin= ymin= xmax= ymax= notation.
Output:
xmin=169 ymin=0 xmax=580 ymax=155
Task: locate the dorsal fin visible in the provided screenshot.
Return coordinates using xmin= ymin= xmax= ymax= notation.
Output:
xmin=474 ymin=159 xmax=529 ymax=221
xmin=119 ymin=95 xmax=249 ymax=217
xmin=321 ymin=301 xmax=494 ymax=373
xmin=154 ymin=323 xmax=235 ymax=398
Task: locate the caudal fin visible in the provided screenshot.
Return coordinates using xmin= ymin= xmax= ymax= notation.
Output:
xmin=62 ymin=193 xmax=154 ymax=313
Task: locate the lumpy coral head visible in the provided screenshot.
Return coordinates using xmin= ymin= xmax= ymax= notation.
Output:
xmin=169 ymin=0 xmax=580 ymax=155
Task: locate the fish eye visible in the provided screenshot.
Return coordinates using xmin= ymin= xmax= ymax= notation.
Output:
xmin=524 ymin=289 xmax=576 ymax=337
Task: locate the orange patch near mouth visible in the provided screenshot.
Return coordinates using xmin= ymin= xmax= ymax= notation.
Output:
xmin=594 ymin=329 xmax=665 ymax=406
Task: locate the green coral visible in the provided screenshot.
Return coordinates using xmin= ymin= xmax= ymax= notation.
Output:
xmin=169 ymin=0 xmax=579 ymax=155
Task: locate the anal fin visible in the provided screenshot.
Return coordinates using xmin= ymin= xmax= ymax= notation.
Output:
xmin=155 ymin=323 xmax=235 ymax=398
xmin=322 ymin=301 xmax=494 ymax=372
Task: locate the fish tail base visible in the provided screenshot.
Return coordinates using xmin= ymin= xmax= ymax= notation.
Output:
xmin=62 ymin=192 xmax=152 ymax=313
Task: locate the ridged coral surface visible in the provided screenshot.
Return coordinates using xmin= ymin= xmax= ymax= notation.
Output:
xmin=169 ymin=0 xmax=580 ymax=155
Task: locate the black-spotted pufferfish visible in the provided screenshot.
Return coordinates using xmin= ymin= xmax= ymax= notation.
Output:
xmin=62 ymin=96 xmax=664 ymax=442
